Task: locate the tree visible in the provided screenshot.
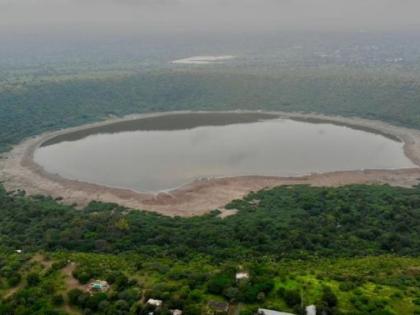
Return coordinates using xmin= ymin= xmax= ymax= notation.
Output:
xmin=284 ymin=289 xmax=301 ymax=307
xmin=322 ymin=287 xmax=338 ymax=308
xmin=52 ymin=294 xmax=64 ymax=306
xmin=26 ymin=273 xmax=40 ymax=287
xmin=207 ymin=274 xmax=233 ymax=295
xmin=223 ymin=287 xmax=240 ymax=301
xmin=317 ymin=287 xmax=339 ymax=315
xmin=7 ymin=273 xmax=21 ymax=287
xmin=86 ymin=293 xmax=108 ymax=311
xmin=68 ymin=288 xmax=84 ymax=305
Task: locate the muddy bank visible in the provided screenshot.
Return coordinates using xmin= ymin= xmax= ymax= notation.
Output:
xmin=1 ymin=110 xmax=420 ymax=217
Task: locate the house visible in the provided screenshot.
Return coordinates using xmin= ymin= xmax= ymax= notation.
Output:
xmin=257 ymin=309 xmax=296 ymax=315
xmin=208 ymin=301 xmax=229 ymax=314
xmin=87 ymin=280 xmax=109 ymax=293
xmin=147 ymin=298 xmax=163 ymax=307
xmin=170 ymin=309 xmax=183 ymax=315
xmin=306 ymin=305 xmax=316 ymax=315
xmin=235 ymin=272 xmax=249 ymax=281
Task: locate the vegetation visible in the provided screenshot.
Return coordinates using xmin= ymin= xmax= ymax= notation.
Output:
xmin=2 ymin=67 xmax=420 ymax=152
xmin=0 ymin=183 xmax=419 ymax=314
xmin=1 ymin=30 xmax=420 ymax=314
xmin=0 ymin=251 xmax=418 ymax=314
xmin=0 ymin=184 xmax=419 ymax=259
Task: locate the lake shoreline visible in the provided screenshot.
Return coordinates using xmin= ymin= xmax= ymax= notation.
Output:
xmin=2 ymin=110 xmax=420 ymax=217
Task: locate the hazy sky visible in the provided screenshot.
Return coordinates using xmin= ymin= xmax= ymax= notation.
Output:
xmin=1 ymin=0 xmax=420 ymax=34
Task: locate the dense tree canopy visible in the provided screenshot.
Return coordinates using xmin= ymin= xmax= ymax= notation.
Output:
xmin=0 ymin=184 xmax=419 ymax=260
xmin=2 ymin=69 xmax=420 ymax=152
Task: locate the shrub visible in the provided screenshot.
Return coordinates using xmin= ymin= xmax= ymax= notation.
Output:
xmin=68 ymin=288 xmax=84 ymax=305
xmin=7 ymin=273 xmax=21 ymax=287
xmin=321 ymin=286 xmax=338 ymax=307
xmin=283 ymin=289 xmax=301 ymax=307
xmin=26 ymin=273 xmax=40 ymax=287
xmin=207 ymin=274 xmax=233 ymax=295
xmin=52 ymin=294 xmax=64 ymax=306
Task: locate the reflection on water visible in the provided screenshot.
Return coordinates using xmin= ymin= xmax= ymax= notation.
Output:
xmin=34 ymin=113 xmax=415 ymax=192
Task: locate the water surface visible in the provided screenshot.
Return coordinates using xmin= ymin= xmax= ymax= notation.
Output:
xmin=172 ymin=55 xmax=235 ymax=64
xmin=34 ymin=113 xmax=415 ymax=192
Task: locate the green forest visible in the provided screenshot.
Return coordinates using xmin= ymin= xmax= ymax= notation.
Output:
xmin=0 ymin=184 xmax=419 ymax=314
xmin=1 ymin=184 xmax=419 ymax=259
xmin=1 ymin=68 xmax=420 ymax=152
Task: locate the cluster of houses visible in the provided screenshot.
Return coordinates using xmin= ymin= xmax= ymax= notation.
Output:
xmin=85 ymin=279 xmax=182 ymax=314
xmin=84 ymin=271 xmax=317 ymax=315
xmin=205 ymin=271 xmax=318 ymax=315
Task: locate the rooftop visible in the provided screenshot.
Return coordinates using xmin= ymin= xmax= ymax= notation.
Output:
xmin=235 ymin=272 xmax=249 ymax=280
xmin=258 ymin=309 xmax=296 ymax=315
xmin=147 ymin=298 xmax=163 ymax=307
xmin=208 ymin=301 xmax=229 ymax=312
xmin=88 ymin=280 xmax=109 ymax=292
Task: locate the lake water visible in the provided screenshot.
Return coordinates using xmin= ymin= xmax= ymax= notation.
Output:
xmin=34 ymin=113 xmax=415 ymax=192
xmin=172 ymin=55 xmax=235 ymax=64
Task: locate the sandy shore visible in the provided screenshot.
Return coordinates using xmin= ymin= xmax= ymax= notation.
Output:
xmin=1 ymin=110 xmax=420 ymax=217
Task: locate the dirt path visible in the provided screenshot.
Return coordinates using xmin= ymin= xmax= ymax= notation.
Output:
xmin=32 ymin=253 xmax=54 ymax=270
xmin=61 ymin=262 xmax=84 ymax=291
xmin=60 ymin=262 xmax=83 ymax=314
xmin=3 ymin=254 xmax=52 ymax=299
xmin=2 ymin=254 xmax=82 ymax=315
xmin=1 ymin=110 xmax=420 ymax=217
xmin=62 ymin=304 xmax=81 ymax=315
xmin=3 ymin=284 xmax=23 ymax=299
xmin=228 ymin=303 xmax=242 ymax=315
